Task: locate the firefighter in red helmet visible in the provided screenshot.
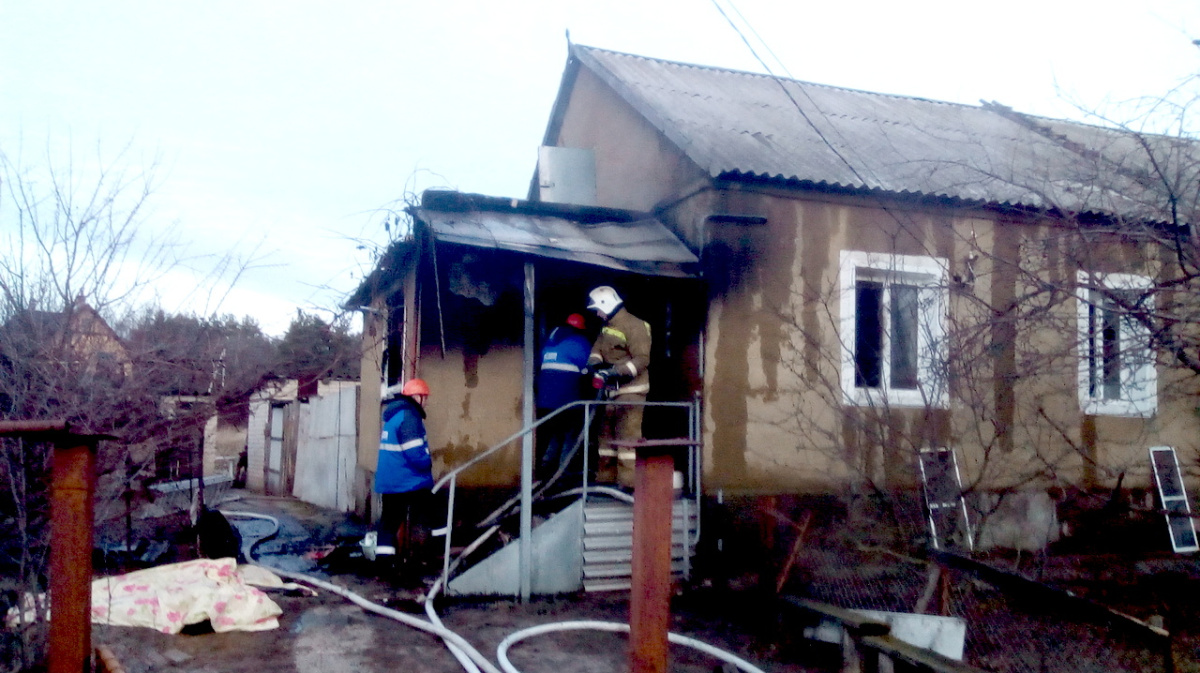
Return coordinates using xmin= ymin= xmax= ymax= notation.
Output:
xmin=373 ymin=378 xmax=436 ymax=575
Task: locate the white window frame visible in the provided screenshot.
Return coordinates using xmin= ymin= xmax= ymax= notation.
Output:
xmin=1076 ymin=271 xmax=1156 ymax=417
xmin=840 ymin=251 xmax=949 ymax=408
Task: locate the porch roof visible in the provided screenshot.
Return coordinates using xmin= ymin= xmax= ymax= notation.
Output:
xmin=413 ymin=191 xmax=699 ymax=278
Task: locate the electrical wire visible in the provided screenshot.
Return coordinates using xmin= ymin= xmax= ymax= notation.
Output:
xmin=706 ymin=0 xmax=960 ymax=268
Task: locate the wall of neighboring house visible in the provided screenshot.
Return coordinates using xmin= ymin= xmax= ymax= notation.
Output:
xmin=292 ymin=384 xmax=358 ymax=512
xmin=246 ymin=399 xmax=269 ymax=493
xmin=68 ymin=303 xmax=133 ymax=377
xmin=245 ymin=380 xmax=359 ymax=509
xmin=202 ymin=416 xmax=246 ymax=479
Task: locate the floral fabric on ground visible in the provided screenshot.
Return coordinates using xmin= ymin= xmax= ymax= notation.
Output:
xmin=91 ymin=558 xmax=283 ymax=634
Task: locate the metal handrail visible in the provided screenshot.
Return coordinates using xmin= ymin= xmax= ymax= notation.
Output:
xmin=431 ymin=398 xmax=590 ymax=494
xmin=432 ymin=396 xmax=702 ymax=597
xmin=434 ymin=398 xmax=700 ymax=493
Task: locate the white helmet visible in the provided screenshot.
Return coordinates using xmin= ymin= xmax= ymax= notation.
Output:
xmin=587 ymin=286 xmax=623 ymax=319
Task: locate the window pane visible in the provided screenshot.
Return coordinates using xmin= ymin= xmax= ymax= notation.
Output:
xmin=855 ymin=280 xmax=883 ymax=388
xmin=1101 ymin=294 xmax=1122 ymax=400
xmin=891 ymin=284 xmax=919 ymax=389
xmin=1086 ymin=301 xmax=1100 ymax=397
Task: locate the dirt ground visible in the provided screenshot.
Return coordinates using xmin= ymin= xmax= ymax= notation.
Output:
xmin=88 ymin=490 xmax=1200 ymax=673
xmin=91 ymin=492 xmax=815 ymax=673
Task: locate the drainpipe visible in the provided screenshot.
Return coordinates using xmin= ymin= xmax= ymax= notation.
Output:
xmin=519 ymin=261 xmax=535 ymax=602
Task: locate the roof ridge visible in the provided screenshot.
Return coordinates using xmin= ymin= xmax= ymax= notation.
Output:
xmin=562 ymin=43 xmax=1194 ymax=223
xmin=571 ymin=43 xmax=993 ymax=114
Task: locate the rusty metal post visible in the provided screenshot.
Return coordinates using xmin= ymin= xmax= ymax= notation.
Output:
xmin=0 ymin=421 xmax=107 ymax=673
xmin=628 ymin=439 xmax=686 ymax=673
xmin=49 ymin=435 xmax=98 ymax=673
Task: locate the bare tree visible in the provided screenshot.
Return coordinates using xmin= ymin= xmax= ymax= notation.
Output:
xmin=0 ymin=141 xmax=260 ymax=671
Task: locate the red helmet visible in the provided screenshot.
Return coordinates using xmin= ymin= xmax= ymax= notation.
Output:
xmin=401 ymin=378 xmax=430 ymax=397
xmin=566 ymin=313 xmax=586 ymax=330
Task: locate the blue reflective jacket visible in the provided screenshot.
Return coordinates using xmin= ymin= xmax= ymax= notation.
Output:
xmin=374 ymin=395 xmax=434 ymax=494
xmin=536 ymin=326 xmax=590 ymax=410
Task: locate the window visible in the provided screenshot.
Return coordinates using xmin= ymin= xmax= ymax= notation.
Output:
xmin=840 ymin=251 xmax=948 ymax=407
xmin=1077 ymin=271 xmax=1156 ymax=416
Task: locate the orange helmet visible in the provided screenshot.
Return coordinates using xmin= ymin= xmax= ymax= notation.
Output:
xmin=401 ymin=378 xmax=430 ymax=397
xmin=566 ymin=313 xmax=586 ymax=330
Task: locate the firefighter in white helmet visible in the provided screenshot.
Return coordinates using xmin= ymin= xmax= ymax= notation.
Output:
xmin=585 ymin=286 xmax=651 ymax=487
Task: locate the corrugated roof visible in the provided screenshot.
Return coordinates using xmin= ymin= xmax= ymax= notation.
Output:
xmin=572 ymin=45 xmax=1191 ymax=223
xmin=415 ymin=192 xmax=698 ymax=278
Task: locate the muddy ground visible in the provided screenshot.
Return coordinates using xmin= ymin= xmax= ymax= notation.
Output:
xmin=88 ymin=491 xmax=1200 ymax=673
xmin=91 ymin=492 xmax=817 ymax=673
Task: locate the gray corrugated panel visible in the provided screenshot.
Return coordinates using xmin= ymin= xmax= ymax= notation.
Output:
xmin=418 ymin=207 xmax=698 ymax=278
xmin=584 ymin=500 xmax=698 ymax=518
xmin=574 ymin=45 xmax=1190 ymax=222
xmin=583 ymin=561 xmax=687 ymax=578
xmin=583 ymin=579 xmax=632 ymax=592
xmin=583 ymin=535 xmax=635 ymax=551
xmin=583 ymin=514 xmax=695 ymax=535
xmin=584 ymin=549 xmax=634 ymax=565
xmin=583 ymin=528 xmax=694 ymax=546
xmin=584 ymin=545 xmax=690 ymax=564
xmin=584 ymin=519 xmax=634 ymax=536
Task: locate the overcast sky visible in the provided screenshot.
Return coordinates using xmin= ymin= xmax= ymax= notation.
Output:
xmin=2 ymin=1 xmax=1198 ymax=335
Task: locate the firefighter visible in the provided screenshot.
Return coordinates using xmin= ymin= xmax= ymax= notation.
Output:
xmin=536 ymin=313 xmax=591 ymax=483
xmin=374 ymin=378 xmax=435 ymax=572
xmin=586 ymin=286 xmax=650 ymax=488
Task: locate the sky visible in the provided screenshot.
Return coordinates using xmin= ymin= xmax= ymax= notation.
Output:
xmin=1 ymin=0 xmax=1198 ymax=336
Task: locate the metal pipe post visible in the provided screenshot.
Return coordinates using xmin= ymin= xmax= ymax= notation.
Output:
xmin=519 ymin=261 xmax=535 ymax=602
xmin=49 ymin=437 xmax=98 ymax=673
xmin=629 ymin=442 xmax=676 ymax=673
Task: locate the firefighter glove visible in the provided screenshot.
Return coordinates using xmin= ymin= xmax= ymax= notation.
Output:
xmin=592 ymin=367 xmax=619 ymax=389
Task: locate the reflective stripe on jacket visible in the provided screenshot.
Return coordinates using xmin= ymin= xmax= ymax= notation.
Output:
xmin=374 ymin=395 xmax=434 ymax=494
xmin=588 ymin=307 xmax=651 ymax=396
xmin=537 ymin=326 xmax=591 ymax=410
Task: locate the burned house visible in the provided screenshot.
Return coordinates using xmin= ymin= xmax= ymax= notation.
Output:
xmin=349 ymin=191 xmax=703 ymax=490
xmin=351 ymin=44 xmax=1200 ymax=567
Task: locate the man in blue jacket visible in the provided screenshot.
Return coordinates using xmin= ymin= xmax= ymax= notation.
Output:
xmin=375 ymin=378 xmax=435 ymax=569
xmin=535 ymin=313 xmax=591 ymax=483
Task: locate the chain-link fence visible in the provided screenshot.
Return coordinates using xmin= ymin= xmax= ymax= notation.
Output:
xmin=714 ymin=491 xmax=1195 ymax=673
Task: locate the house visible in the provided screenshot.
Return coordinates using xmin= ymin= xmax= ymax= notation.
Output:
xmin=1 ymin=295 xmax=133 ymax=390
xmin=349 ymin=190 xmax=703 ymax=487
xmin=351 ymin=44 xmax=1200 ymax=554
